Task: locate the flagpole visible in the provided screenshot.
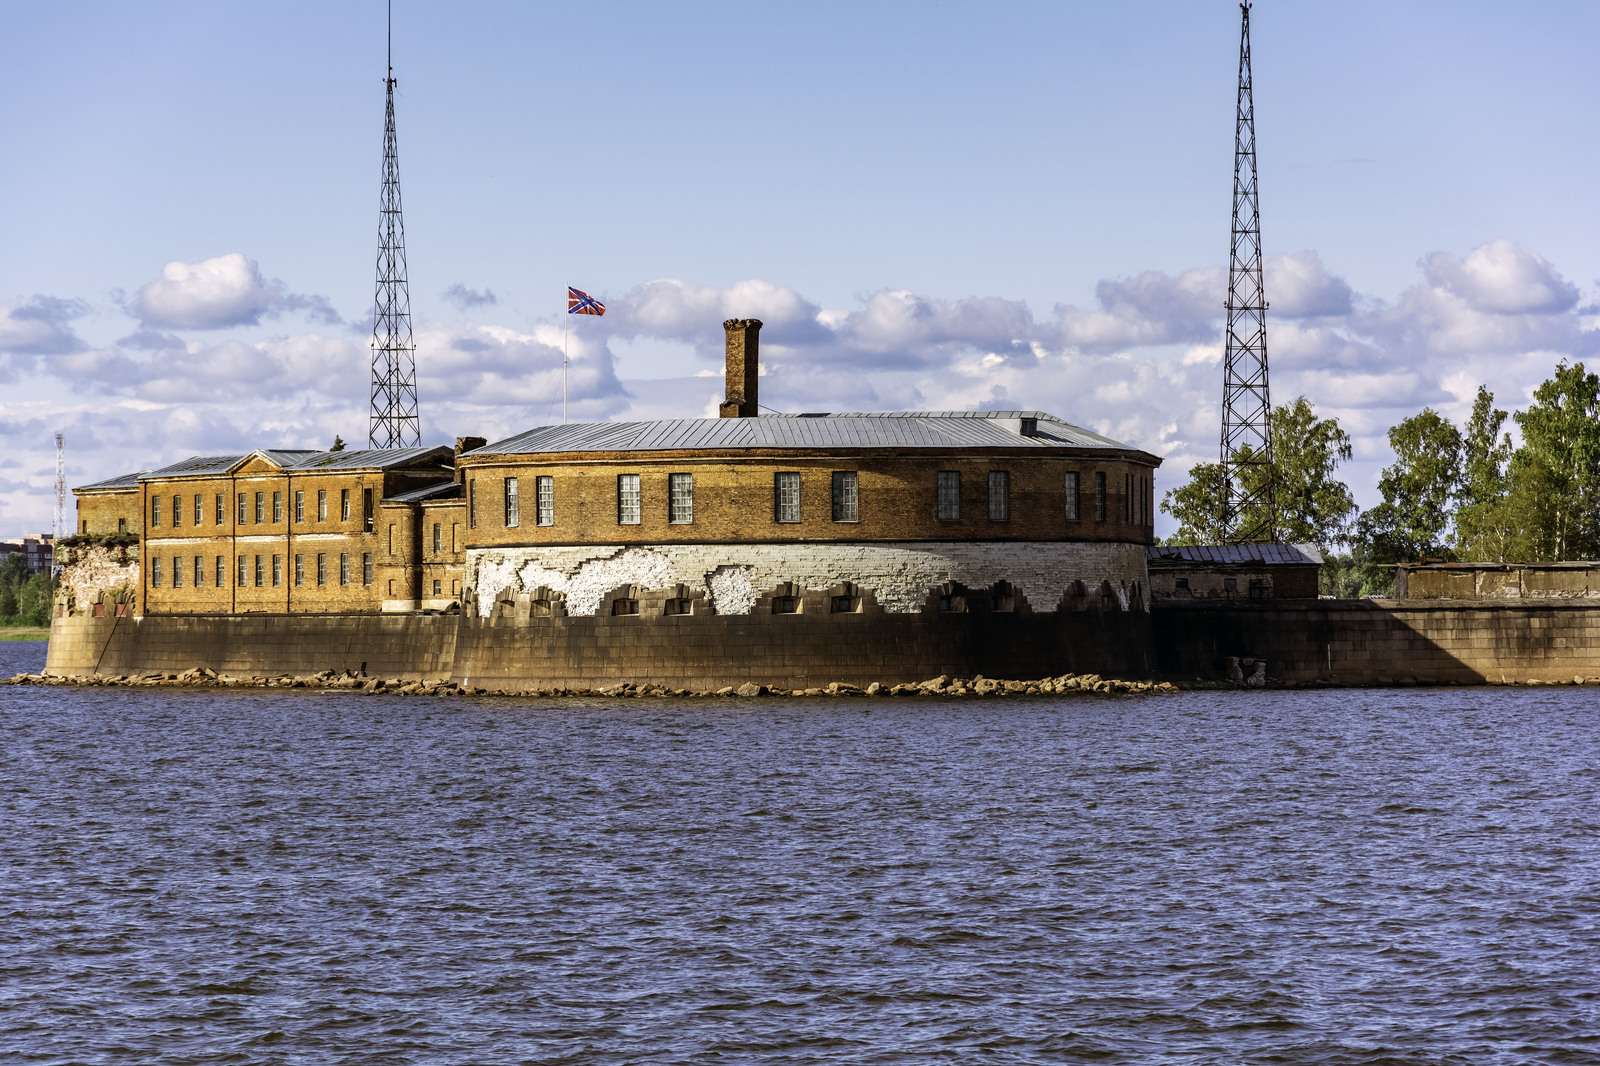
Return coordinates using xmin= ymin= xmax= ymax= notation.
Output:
xmin=562 ymin=287 xmax=569 ymax=425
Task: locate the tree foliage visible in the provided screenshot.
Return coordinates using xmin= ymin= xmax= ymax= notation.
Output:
xmin=0 ymin=552 xmax=53 ymax=627
xmin=1355 ymin=407 xmax=1463 ymax=563
xmin=1160 ymin=396 xmax=1355 ymax=551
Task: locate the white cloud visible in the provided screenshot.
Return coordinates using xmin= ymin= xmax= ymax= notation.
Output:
xmin=130 ymin=253 xmax=341 ymax=330
xmin=1421 ymin=238 xmax=1579 ymax=315
xmin=0 ymin=295 xmax=89 ymax=358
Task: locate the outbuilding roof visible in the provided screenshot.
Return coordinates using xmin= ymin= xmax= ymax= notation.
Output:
xmin=74 ymin=470 xmax=150 ymax=492
xmin=124 ymin=446 xmax=453 ymax=483
xmin=1147 ymin=543 xmax=1324 ymax=566
xmin=472 ymin=411 xmax=1144 ymax=456
xmin=382 ymin=481 xmax=463 ymax=504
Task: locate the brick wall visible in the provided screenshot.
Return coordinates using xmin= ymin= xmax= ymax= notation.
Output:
xmin=459 ymin=450 xmax=1158 ymax=550
xmin=75 ymin=489 xmax=141 ymax=535
xmin=1154 ymin=599 xmax=1600 ymax=683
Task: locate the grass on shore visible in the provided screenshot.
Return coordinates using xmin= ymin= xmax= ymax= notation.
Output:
xmin=0 ymin=626 xmax=50 ymax=642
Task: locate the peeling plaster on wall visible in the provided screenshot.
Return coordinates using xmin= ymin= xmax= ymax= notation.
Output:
xmin=466 ymin=541 xmax=1148 ymax=616
xmin=707 ymin=565 xmax=756 ymax=615
xmin=57 ymin=546 xmax=141 ymax=614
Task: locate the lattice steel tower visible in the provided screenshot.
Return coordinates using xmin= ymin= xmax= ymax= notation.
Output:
xmin=1219 ymin=1 xmax=1275 ymax=543
xmin=368 ymin=8 xmax=420 ymax=449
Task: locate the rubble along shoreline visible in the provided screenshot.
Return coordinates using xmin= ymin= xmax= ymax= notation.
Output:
xmin=5 ymin=667 xmax=1187 ymax=698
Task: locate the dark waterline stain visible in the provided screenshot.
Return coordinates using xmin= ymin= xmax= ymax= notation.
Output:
xmin=2 ymin=641 xmax=1598 ymax=1064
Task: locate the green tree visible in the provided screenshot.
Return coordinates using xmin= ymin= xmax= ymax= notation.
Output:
xmin=1507 ymin=361 xmax=1600 ymax=560
xmin=1160 ymin=396 xmax=1356 ymax=550
xmin=1454 ymin=385 xmax=1515 ymax=561
xmin=1354 ymin=407 xmax=1464 ymax=562
xmin=330 ymin=434 xmax=347 ymax=453
xmin=1160 ymin=461 xmax=1227 ymax=544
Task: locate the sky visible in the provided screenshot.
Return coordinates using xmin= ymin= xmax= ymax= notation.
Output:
xmin=4 ymin=1 xmax=1599 ymax=540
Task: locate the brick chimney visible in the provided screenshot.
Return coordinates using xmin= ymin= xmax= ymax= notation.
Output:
xmin=453 ymin=436 xmax=487 ymax=482
xmin=719 ymin=318 xmax=761 ymax=418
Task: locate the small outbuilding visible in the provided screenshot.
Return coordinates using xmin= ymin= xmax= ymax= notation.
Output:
xmin=1146 ymin=543 xmax=1323 ymax=601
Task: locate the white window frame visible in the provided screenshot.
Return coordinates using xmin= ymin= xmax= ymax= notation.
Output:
xmin=668 ymin=473 xmax=693 ymax=525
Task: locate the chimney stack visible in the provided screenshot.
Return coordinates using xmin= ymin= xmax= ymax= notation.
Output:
xmin=719 ymin=318 xmax=761 ymax=418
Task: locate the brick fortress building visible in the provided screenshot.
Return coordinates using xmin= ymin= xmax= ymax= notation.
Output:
xmin=58 ymin=319 xmax=1163 ymax=687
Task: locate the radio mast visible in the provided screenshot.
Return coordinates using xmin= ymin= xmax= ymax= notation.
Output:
xmin=368 ymin=0 xmax=420 ymax=448
xmin=53 ymin=432 xmax=66 ymax=575
xmin=1219 ymin=1 xmax=1275 ymax=543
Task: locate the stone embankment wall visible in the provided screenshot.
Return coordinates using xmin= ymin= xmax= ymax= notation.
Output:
xmin=45 ymin=605 xmax=1152 ymax=690
xmin=1397 ymin=562 xmax=1600 ymax=601
xmin=1154 ymin=600 xmax=1600 ymax=684
xmin=46 ymin=614 xmax=459 ymax=681
xmin=467 ymin=540 xmax=1150 ymax=617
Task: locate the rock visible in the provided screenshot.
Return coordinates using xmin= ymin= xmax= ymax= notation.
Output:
xmin=973 ymin=678 xmax=999 ymax=695
xmin=1004 ymin=680 xmax=1029 ymax=694
xmin=865 ymin=682 xmax=882 ymax=695
xmin=922 ymin=675 xmax=949 ymax=691
xmin=715 ymin=686 xmax=735 ymax=696
xmin=735 ymin=682 xmax=764 ymax=697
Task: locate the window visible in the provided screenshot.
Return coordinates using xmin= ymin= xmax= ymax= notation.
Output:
xmin=432 ymin=523 xmax=441 ymax=554
xmin=172 ymin=495 xmax=181 ymax=528
xmin=831 ymin=471 xmax=859 ymax=523
xmin=237 ymin=493 xmax=247 ymax=524
xmin=295 ymin=555 xmax=304 ymax=587
xmin=171 ymin=556 xmax=181 ymax=588
xmin=254 ymin=492 xmax=264 ymax=524
xmin=294 ymin=490 xmax=304 ymax=523
xmin=1175 ymin=577 xmax=1190 ymax=590
xmin=272 ymin=555 xmax=282 ymax=587
xmin=194 ymin=494 xmax=203 ymax=526
xmin=668 ymin=473 xmax=693 ymax=524
xmin=665 ymin=598 xmax=693 ymax=615
xmin=775 ymin=472 xmax=801 ymax=523
xmin=772 ymin=595 xmax=798 ymax=614
xmin=468 ymin=479 xmax=477 ymax=529
xmin=504 ymin=477 xmax=520 ymax=527
xmin=452 ymin=524 xmax=459 ymax=552
xmin=237 ymin=555 xmax=247 ymax=588
xmin=118 ymin=518 xmax=127 ymax=533
xmin=363 ymin=553 xmax=373 ymax=585
xmin=831 ymin=595 xmax=857 ymax=613
xmin=937 ymin=471 xmax=961 ymax=521
xmin=989 ymin=471 xmax=1010 ymax=522
xmin=272 ymin=492 xmax=282 ymax=523
xmin=536 ymin=476 xmax=554 ymax=526
xmin=254 ymin=555 xmax=264 ymax=587
xmin=362 ymin=488 xmax=373 ymax=532
xmin=1094 ymin=472 xmax=1107 ymax=521
xmin=151 ymin=557 xmax=162 ymax=587
xmin=1224 ymin=577 xmax=1238 ymax=593
xmin=432 ymin=579 xmax=442 ymax=596
xmin=316 ymin=553 xmax=327 ymax=586
xmin=1065 ymin=472 xmax=1080 ymax=521
xmin=81 ymin=519 xmax=88 ymax=534
xmin=340 ymin=488 xmax=350 ymax=522
xmin=617 ymin=474 xmax=641 ymax=525
xmin=339 ymin=553 xmax=350 ymax=586
xmin=611 ymin=597 xmax=639 ymax=615
xmin=317 ymin=489 xmax=327 ymax=522
xmin=215 ymin=494 xmax=224 ymax=525
xmin=216 ymin=556 xmax=225 ymax=588
xmin=194 ymin=556 xmax=204 ymax=587
xmin=151 ymin=496 xmax=161 ymax=527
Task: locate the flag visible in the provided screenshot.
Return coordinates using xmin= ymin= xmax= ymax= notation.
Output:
xmin=567 ymin=286 xmax=606 ymax=316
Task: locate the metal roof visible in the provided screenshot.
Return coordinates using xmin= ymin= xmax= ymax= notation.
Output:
xmin=473 ymin=411 xmax=1139 ymax=456
xmin=383 ymin=480 xmax=463 ymax=504
xmin=128 ymin=446 xmax=451 ymax=484
xmin=74 ymin=470 xmax=150 ymax=492
xmin=1147 ymin=543 xmax=1324 ymax=566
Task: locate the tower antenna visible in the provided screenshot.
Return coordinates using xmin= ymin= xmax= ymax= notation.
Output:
xmin=369 ymin=0 xmax=420 ymax=449
xmin=53 ymin=432 xmax=66 ymax=574
xmin=1219 ymin=1 xmax=1275 ymax=543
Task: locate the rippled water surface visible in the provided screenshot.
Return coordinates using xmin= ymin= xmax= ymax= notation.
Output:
xmin=3 ymin=641 xmax=1599 ymax=1064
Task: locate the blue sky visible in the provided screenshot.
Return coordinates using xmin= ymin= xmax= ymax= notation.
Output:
xmin=4 ymin=1 xmax=1599 ymax=538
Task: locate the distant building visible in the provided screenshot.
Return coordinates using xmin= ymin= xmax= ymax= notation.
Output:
xmin=0 ymin=534 xmax=56 ymax=575
xmin=1146 ymin=543 xmax=1323 ymax=600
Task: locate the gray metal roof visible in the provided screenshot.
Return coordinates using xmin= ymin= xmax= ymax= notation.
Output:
xmin=75 ymin=470 xmax=150 ymax=493
xmin=473 ymin=411 xmax=1139 ymax=456
xmin=129 ymin=446 xmax=451 ymax=483
xmin=1148 ymin=543 xmax=1324 ymax=566
xmin=383 ymin=480 xmax=463 ymax=504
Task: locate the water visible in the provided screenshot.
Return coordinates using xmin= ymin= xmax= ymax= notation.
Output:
xmin=3 ymin=640 xmax=1598 ymax=1064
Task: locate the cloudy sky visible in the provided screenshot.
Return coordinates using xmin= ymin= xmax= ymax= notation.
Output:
xmin=4 ymin=1 xmax=1599 ymax=539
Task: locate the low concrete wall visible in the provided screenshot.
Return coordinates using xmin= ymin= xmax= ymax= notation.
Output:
xmin=45 ymin=613 xmax=459 ymax=681
xmin=1154 ymin=599 xmax=1600 ymax=684
xmin=45 ymin=606 xmax=1152 ymax=689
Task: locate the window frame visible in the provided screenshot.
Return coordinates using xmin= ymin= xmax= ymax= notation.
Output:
xmin=774 ymin=472 xmax=801 ymax=523
xmin=237 ymin=555 xmax=247 ymax=588
xmin=340 ymin=488 xmax=350 ymax=523
xmin=504 ymin=477 xmax=520 ymax=527
xmin=988 ymin=470 xmax=1010 ymax=522
xmin=151 ymin=495 xmax=161 ymax=528
xmin=339 ymin=553 xmax=350 ymax=586
xmin=194 ymin=556 xmax=204 ymax=588
xmin=831 ymin=471 xmax=859 ymax=523
xmin=294 ymin=490 xmax=304 ymax=523
xmin=1094 ymin=471 xmax=1107 ymax=522
xmin=215 ymin=493 xmax=225 ymax=526
xmin=668 ymin=473 xmax=694 ymax=525
xmin=316 ymin=553 xmax=327 ymax=587
xmin=362 ymin=552 xmax=373 ymax=586
xmin=1064 ymin=471 xmax=1081 ymax=522
xmin=617 ymin=474 xmax=641 ymax=525
xmin=295 ymin=554 xmax=304 ymax=587
xmin=317 ymin=489 xmax=327 ymax=522
xmin=237 ymin=493 xmax=247 ymax=525
xmin=535 ymin=475 xmax=554 ymax=527
xmin=272 ymin=491 xmax=282 ymax=524
xmin=254 ymin=492 xmax=264 ymax=525
xmin=171 ymin=555 xmax=181 ymax=588
xmin=215 ymin=556 xmax=225 ymax=588
xmin=171 ymin=495 xmax=181 ymax=528
xmin=151 ymin=556 xmax=162 ymax=587
xmin=936 ymin=471 xmax=961 ymax=522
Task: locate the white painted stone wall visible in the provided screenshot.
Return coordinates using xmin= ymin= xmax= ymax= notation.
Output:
xmin=466 ymin=541 xmax=1149 ymax=617
xmin=57 ymin=545 xmax=141 ymax=613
